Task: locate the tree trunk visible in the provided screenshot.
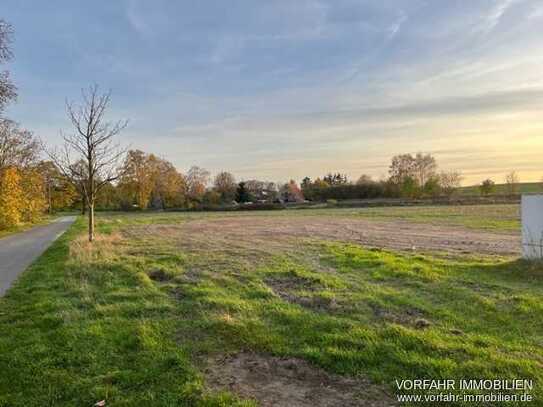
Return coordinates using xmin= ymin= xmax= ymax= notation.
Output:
xmin=88 ymin=202 xmax=94 ymax=242
xmin=81 ymin=199 xmax=86 ymax=215
xmin=48 ymin=183 xmax=53 ymax=214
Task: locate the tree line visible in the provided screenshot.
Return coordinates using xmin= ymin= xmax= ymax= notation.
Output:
xmin=301 ymin=153 xmax=463 ymax=201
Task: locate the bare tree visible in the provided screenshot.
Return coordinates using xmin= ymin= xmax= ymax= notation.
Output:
xmin=186 ymin=166 xmax=210 ymax=203
xmin=505 ymin=171 xmax=519 ymax=196
xmin=0 ymin=20 xmax=16 ymax=114
xmin=47 ymin=85 xmax=127 ymax=241
xmin=0 ymin=119 xmax=40 ymax=169
xmin=213 ymin=171 xmax=237 ymax=202
xmin=389 ymin=154 xmax=416 ymax=185
xmin=413 ymin=152 xmax=437 ymax=187
xmin=439 ymin=171 xmax=463 ymax=197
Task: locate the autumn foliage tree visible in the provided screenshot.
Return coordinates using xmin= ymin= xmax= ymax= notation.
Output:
xmin=119 ymin=150 xmax=155 ymax=209
xmin=37 ymin=161 xmax=77 ymax=213
xmin=0 ymin=119 xmax=48 ymax=228
xmin=0 ymin=163 xmax=47 ymax=229
xmin=280 ymin=180 xmax=304 ymax=202
xmin=213 ymin=171 xmax=237 ymax=202
xmin=186 ymin=166 xmax=210 ymax=206
xmin=150 ymin=158 xmax=186 ymax=208
xmin=0 ymin=166 xmax=22 ymax=228
xmin=19 ymin=168 xmax=46 ymax=221
xmin=118 ymin=150 xmax=186 ymax=209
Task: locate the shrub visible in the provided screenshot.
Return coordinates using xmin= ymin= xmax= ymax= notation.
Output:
xmin=306 ymin=182 xmax=394 ymax=201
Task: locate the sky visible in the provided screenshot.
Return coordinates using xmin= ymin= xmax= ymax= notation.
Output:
xmin=2 ymin=0 xmax=543 ymax=185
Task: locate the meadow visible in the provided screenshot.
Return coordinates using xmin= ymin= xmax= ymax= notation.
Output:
xmin=0 ymin=204 xmax=541 ymax=406
xmin=458 ymin=182 xmax=543 ymax=196
xmin=343 ymin=204 xmax=520 ymax=232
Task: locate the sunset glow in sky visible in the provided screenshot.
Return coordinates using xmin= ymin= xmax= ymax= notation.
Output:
xmin=2 ymin=0 xmax=543 ymax=184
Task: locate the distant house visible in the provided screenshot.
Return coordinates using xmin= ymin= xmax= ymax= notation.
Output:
xmin=245 ymin=180 xmax=279 ymax=202
xmin=280 ymin=180 xmax=305 ymax=203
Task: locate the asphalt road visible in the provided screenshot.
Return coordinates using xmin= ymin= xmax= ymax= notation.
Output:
xmin=0 ymin=216 xmax=75 ymax=296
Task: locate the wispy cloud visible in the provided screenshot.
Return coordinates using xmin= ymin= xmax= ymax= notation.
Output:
xmin=480 ymin=0 xmax=518 ymax=34
xmin=125 ymin=0 xmax=151 ymax=38
xmin=388 ymin=12 xmax=408 ymax=39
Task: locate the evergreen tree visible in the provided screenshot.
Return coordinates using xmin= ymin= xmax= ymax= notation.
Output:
xmin=236 ymin=181 xmax=252 ymax=203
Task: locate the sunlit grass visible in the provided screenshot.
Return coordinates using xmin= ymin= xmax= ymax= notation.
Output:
xmin=338 ymin=204 xmax=520 ymax=232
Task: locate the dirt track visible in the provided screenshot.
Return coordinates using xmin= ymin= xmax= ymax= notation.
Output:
xmin=174 ymin=215 xmax=521 ymax=256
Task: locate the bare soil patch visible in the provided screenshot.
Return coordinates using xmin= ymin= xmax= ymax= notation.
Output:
xmin=155 ymin=215 xmax=520 ymax=256
xmin=205 ymin=352 xmax=396 ymax=407
xmin=369 ymin=303 xmax=430 ymax=328
xmin=265 ymin=275 xmax=337 ymax=312
xmin=148 ymin=268 xmax=171 ymax=282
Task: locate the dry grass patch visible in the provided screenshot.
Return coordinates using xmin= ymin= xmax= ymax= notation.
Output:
xmin=158 ymin=215 xmax=520 ymax=256
xmin=369 ymin=303 xmax=430 ymax=329
xmin=265 ymin=275 xmax=340 ymax=312
xmin=69 ymin=232 xmax=124 ymax=264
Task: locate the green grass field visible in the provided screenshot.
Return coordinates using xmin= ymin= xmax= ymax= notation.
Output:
xmin=458 ymin=182 xmax=542 ymax=196
xmin=342 ymin=204 xmax=520 ymax=232
xmin=135 ymin=203 xmax=520 ymax=232
xmin=0 ymin=206 xmax=540 ymax=406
